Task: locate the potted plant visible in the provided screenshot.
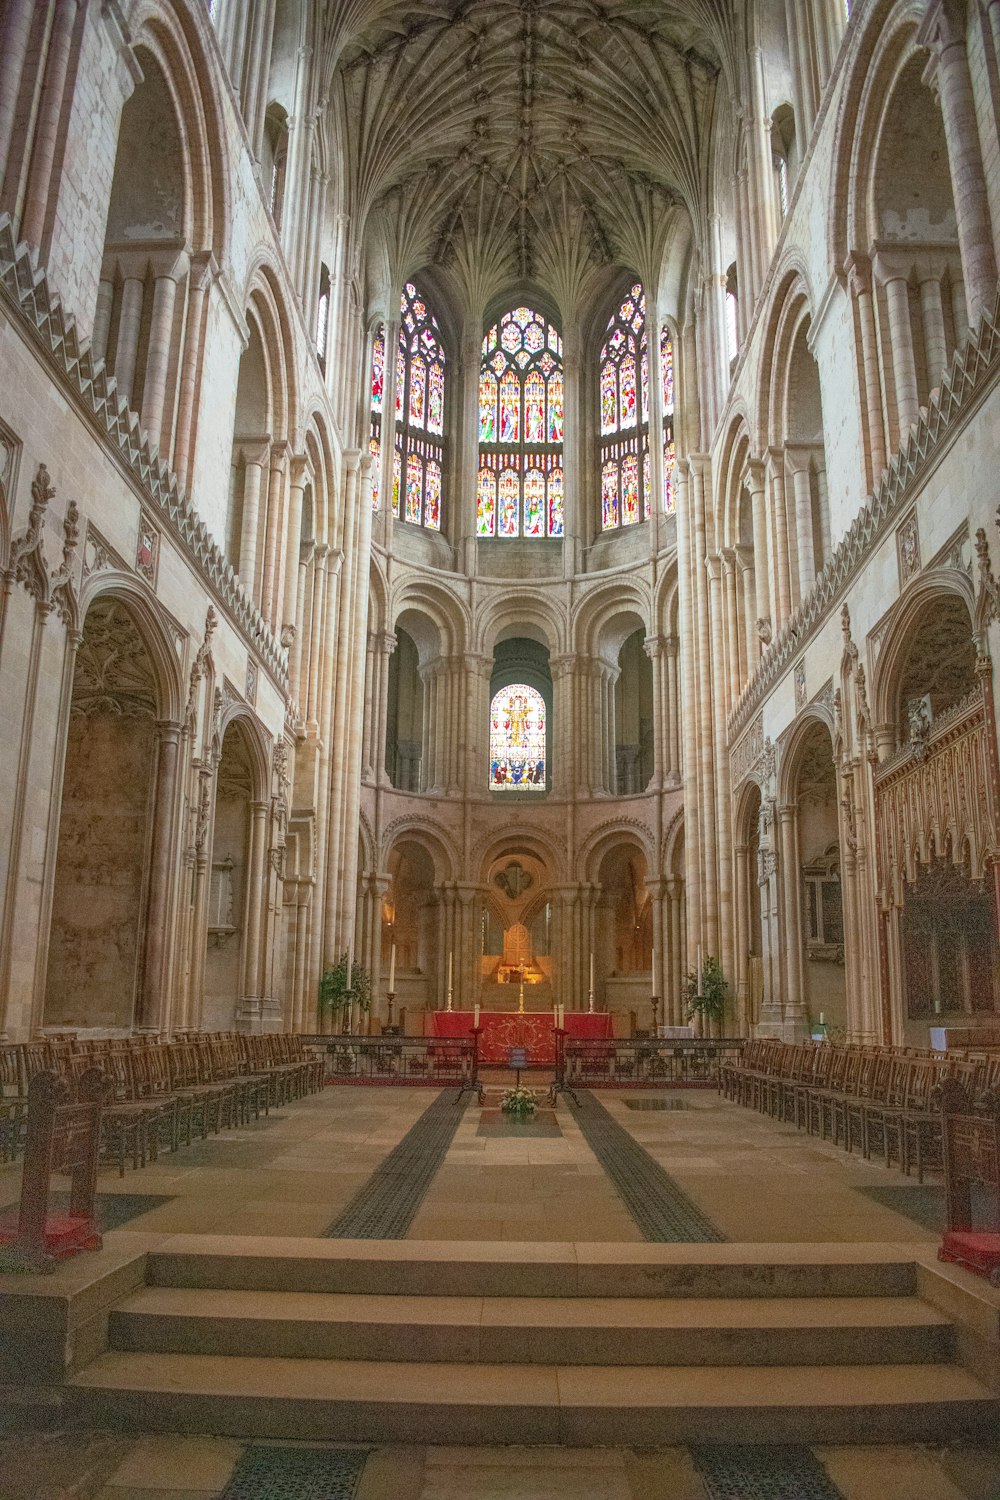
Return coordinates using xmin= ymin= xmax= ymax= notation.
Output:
xmin=684 ymin=955 xmax=728 ymax=1028
xmin=500 ymin=1084 xmax=537 ymax=1118
xmin=318 ymin=954 xmax=372 ymax=1031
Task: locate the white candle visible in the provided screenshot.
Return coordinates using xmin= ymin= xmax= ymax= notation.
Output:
xmin=388 ymin=941 xmax=396 ymax=993
xmin=473 ymin=1002 xmax=480 ymax=1026
xmin=346 ymin=942 xmax=353 ymax=993
xmin=589 ymin=952 xmax=594 ymax=991
xmin=696 ymin=944 xmax=703 ymax=992
xmin=819 ymin=1012 xmax=825 ymax=1025
xmin=448 ymin=950 xmax=453 ymax=991
xmin=652 ymin=946 xmax=656 ymax=985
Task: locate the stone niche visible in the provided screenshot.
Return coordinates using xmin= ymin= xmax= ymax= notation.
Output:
xmin=45 ymin=599 xmax=158 ymax=1029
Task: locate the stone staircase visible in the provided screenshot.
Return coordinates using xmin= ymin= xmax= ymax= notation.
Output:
xmin=65 ymin=1237 xmax=999 ymax=1446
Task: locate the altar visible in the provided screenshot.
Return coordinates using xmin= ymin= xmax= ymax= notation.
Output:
xmin=431 ymin=1010 xmax=613 ymax=1066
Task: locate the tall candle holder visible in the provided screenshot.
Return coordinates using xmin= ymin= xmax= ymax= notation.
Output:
xmin=518 ymin=964 xmax=526 ymax=1015
xmin=587 ymin=987 xmax=595 ymax=1015
xmin=446 ymin=981 xmax=454 ymax=1013
xmin=651 ymin=994 xmax=660 ymax=1033
xmin=342 ymin=988 xmax=354 ymax=1035
xmin=386 ymin=990 xmax=395 ymax=1028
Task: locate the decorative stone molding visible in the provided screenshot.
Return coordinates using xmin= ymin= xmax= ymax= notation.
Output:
xmin=0 ymin=215 xmax=287 ymax=688
xmin=896 ymin=510 xmax=920 ymax=586
xmin=728 ymin=286 xmax=1000 ymax=740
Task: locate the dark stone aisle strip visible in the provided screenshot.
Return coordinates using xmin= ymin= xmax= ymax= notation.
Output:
xmin=323 ymin=1090 xmax=469 ymax=1239
xmin=692 ymin=1445 xmax=845 ymax=1500
xmin=220 ymin=1445 xmax=368 ymax=1500
xmin=566 ymin=1091 xmax=726 ymax=1243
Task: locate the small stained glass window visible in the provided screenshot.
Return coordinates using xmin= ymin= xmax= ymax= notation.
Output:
xmin=599 ymin=284 xmax=677 ymax=529
xmin=489 ymin=684 xmax=546 ymax=791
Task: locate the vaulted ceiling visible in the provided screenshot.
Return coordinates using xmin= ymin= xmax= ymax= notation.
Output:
xmin=324 ymin=0 xmax=742 ymax=323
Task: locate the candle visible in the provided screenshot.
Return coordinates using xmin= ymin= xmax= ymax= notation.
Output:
xmin=388 ymin=941 xmax=396 ymax=993
xmin=448 ymin=950 xmax=453 ymax=991
xmin=589 ymin=952 xmax=594 ymax=992
xmin=819 ymin=1011 xmax=825 ymax=1025
xmin=696 ymin=943 xmax=703 ymax=993
xmin=652 ymin=946 xmax=656 ymax=984
xmin=473 ymin=1002 xmax=480 ymax=1026
xmin=346 ymin=942 xmax=353 ymax=993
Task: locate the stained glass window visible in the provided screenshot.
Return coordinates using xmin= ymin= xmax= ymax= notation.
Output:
xmin=599 ymin=284 xmax=677 ymax=530
xmin=489 ymin=684 xmax=546 ymax=791
xmin=369 ymin=283 xmax=446 ymax=527
xmin=478 ymin=307 xmax=564 ymax=538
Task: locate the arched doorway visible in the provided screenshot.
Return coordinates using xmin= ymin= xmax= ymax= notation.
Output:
xmin=203 ymin=720 xmax=259 ymax=1031
xmin=595 ymin=843 xmax=652 ymax=1022
xmin=783 ymin=719 xmax=846 ymax=1036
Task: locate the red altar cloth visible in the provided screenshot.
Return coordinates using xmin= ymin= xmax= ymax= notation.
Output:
xmin=431 ymin=1010 xmax=613 ymax=1066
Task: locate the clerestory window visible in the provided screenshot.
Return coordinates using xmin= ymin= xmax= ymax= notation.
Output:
xmin=477 ymin=307 xmax=564 ymax=538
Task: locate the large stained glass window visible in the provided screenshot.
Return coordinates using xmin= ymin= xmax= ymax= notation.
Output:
xmin=369 ymin=282 xmax=445 ymax=529
xmin=478 ymin=307 xmax=564 ymax=538
xmin=599 ymin=283 xmax=676 ymax=529
xmin=489 ymin=684 xmax=546 ymax=791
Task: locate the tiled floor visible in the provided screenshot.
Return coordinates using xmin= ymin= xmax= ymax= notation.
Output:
xmin=2 ymin=1432 xmax=999 ymax=1500
xmin=1 ymin=1084 xmax=998 ymax=1498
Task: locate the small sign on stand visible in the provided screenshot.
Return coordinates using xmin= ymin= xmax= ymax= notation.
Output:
xmin=508 ymin=1046 xmax=529 ymax=1086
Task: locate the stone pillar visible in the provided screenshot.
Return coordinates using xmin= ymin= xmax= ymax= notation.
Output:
xmin=172 ymin=253 xmax=217 ymax=493
xmin=243 ymin=800 xmax=269 ymax=1007
xmin=138 ymin=721 xmax=182 ymax=1030
xmin=238 ymin=440 xmax=271 ymax=599
xmin=722 ymin=549 xmax=742 ymax=702
xmin=261 ymin=443 xmax=289 ymax=627
xmin=846 ymin=253 xmax=887 ymax=485
xmin=664 ymin=637 xmax=680 ymax=783
xmin=141 ymin=258 xmax=184 ymax=453
xmin=666 ymin=877 xmax=684 ymax=1026
xmin=746 ymin=461 xmax=771 ymax=654
xmin=279 ymin=455 xmax=308 ymax=645
xmin=919 ymin=270 xmax=949 ymax=392
xmin=114 ymin=273 xmax=146 ymax=407
xmin=0 ymin=0 xmax=35 ymax=185
xmin=786 ymin=447 xmax=816 ymax=603
xmin=19 ymin=0 xmax=79 ymax=251
xmin=919 ymin=0 xmax=998 ymax=324
xmin=91 ymin=276 xmax=115 ymax=367
xmin=879 ymin=267 xmax=921 ymax=436
xmin=766 ymin=450 xmax=793 ymax=628
xmin=737 ymin=546 xmax=757 ymax=684
xmin=777 ymin=803 xmax=805 ymax=1026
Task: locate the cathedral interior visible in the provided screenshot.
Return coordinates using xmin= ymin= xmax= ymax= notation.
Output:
xmin=2 ymin=0 xmax=1000 ymax=1496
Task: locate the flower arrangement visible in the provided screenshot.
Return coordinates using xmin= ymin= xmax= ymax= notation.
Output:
xmin=500 ymin=1085 xmax=537 ymax=1117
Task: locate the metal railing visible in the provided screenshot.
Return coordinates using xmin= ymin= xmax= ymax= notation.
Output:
xmin=302 ymin=1033 xmax=480 ymax=1089
xmin=558 ymin=1035 xmax=745 ymax=1091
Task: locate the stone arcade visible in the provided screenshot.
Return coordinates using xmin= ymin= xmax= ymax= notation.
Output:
xmin=2 ymin=1 xmax=1000 ymax=1496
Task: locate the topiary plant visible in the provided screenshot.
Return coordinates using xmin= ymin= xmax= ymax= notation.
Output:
xmin=684 ymin=954 xmax=728 ymax=1025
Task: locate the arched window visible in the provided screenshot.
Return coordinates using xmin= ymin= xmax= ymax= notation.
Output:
xmin=368 ymin=283 xmax=446 ymax=529
xmin=489 ymin=683 xmax=546 ymax=791
xmin=478 ymin=308 xmax=564 ymax=538
xmin=599 ymin=283 xmax=676 ymax=529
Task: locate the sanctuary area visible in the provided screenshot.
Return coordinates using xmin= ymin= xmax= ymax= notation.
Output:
xmin=1 ymin=0 xmax=1000 ymax=1496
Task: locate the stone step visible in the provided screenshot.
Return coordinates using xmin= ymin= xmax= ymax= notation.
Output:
xmin=67 ymin=1351 xmax=999 ymax=1446
xmin=144 ymin=1236 xmax=919 ymax=1300
xmin=108 ymin=1286 xmax=955 ymax=1367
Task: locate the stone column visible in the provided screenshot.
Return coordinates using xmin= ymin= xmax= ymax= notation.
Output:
xmin=138 ymin=721 xmax=182 ymax=1029
xmin=19 ymin=0 xmax=79 ymax=250
xmin=877 ymin=259 xmax=921 ymax=435
xmin=746 ymin=460 xmax=771 ymax=655
xmin=278 ymin=454 xmax=308 ymax=646
xmin=845 ymin=253 xmax=888 ymax=485
xmin=91 ymin=276 xmax=115 ymax=367
xmin=919 ymin=0 xmax=998 ymax=324
xmin=643 ymin=637 xmax=664 ymax=789
xmin=777 ymin=803 xmax=805 ymax=1027
xmin=0 ymin=0 xmax=36 ymax=184
xmin=736 ymin=546 xmax=757 ymax=681
xmin=785 ymin=447 xmax=816 ymax=603
xmin=722 ymin=549 xmax=742 ymax=702
xmin=918 ymin=268 xmax=949 ymax=392
xmin=376 ymin=317 xmax=400 ymax=544
xmin=114 ymin=273 xmax=146 ymax=407
xmin=766 ymin=450 xmax=793 ymax=628
xmin=664 ymin=637 xmax=680 ymax=783
xmin=141 ymin=255 xmax=185 ymax=453
xmin=261 ymin=443 xmax=290 ymax=627
xmin=243 ymin=800 xmax=269 ymax=1008
xmin=238 ymin=439 xmax=271 ymax=599
xmin=173 ymin=253 xmax=217 ymax=493
xmin=666 ymin=878 xmax=684 ymax=1025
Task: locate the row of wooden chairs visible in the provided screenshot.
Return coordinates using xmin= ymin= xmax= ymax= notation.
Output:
xmin=0 ymin=1031 xmax=324 ymax=1174
xmin=721 ymin=1038 xmax=1000 ymax=1180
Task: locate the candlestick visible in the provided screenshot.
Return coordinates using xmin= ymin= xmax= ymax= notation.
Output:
xmin=446 ymin=950 xmax=454 ymax=1012
xmin=518 ymin=964 xmax=525 ymax=1015
xmin=473 ymin=1002 xmax=480 ymax=1027
xmin=388 ymin=941 xmax=396 ymax=994
xmin=696 ymin=943 xmax=703 ymax=996
xmin=589 ymin=951 xmax=594 ymax=991
xmin=386 ymin=990 xmax=395 ymax=1027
